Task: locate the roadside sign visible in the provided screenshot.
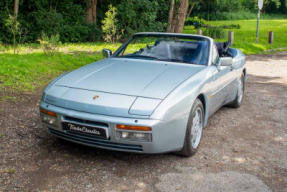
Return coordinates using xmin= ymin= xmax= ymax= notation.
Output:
xmin=258 ymin=0 xmax=264 ymax=10
xmin=256 ymin=0 xmax=263 ymax=43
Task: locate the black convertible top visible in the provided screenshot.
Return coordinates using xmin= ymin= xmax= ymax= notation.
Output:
xmin=215 ymin=42 xmax=231 ymax=57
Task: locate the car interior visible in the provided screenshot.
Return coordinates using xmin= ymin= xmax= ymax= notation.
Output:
xmin=215 ymin=42 xmax=232 ymax=57
xmin=136 ymin=40 xmax=210 ymax=65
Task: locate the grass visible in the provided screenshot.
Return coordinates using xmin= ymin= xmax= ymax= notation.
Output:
xmin=0 ymin=42 xmax=122 ymax=93
xmin=0 ymin=19 xmax=286 ymax=94
xmin=183 ymin=19 xmax=287 ymax=54
xmin=0 ymin=52 xmax=103 ymax=92
xmin=0 ymin=53 xmax=104 ymax=91
xmin=203 ymin=11 xmax=287 ymax=21
xmin=0 ymin=42 xmax=121 ymax=54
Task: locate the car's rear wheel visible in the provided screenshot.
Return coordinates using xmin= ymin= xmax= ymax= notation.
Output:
xmin=229 ymin=74 xmax=245 ymax=108
xmin=178 ymin=99 xmax=204 ymax=157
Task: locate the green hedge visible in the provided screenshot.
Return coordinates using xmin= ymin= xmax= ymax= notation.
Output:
xmin=0 ymin=0 xmax=98 ymax=43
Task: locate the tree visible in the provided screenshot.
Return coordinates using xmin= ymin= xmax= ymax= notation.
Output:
xmin=6 ymin=0 xmax=21 ymax=53
xmin=186 ymin=2 xmax=195 ymax=18
xmin=14 ymin=0 xmax=19 ymax=18
xmin=86 ymin=0 xmax=97 ymax=24
xmin=264 ymin=0 xmax=281 ymax=12
xmin=5 ymin=15 xmax=21 ymax=53
xmin=167 ymin=0 xmax=189 ymax=33
xmin=175 ymin=0 xmax=189 ymax=33
xmin=167 ymin=0 xmax=175 ymax=32
xmin=102 ymin=5 xmax=118 ymax=43
xmin=280 ymin=0 xmax=286 ymax=13
xmin=186 ymin=0 xmax=201 ymax=18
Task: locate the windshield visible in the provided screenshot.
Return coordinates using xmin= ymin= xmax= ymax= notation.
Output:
xmin=113 ymin=34 xmax=210 ymax=65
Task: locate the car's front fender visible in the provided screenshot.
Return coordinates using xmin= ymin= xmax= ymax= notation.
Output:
xmin=150 ymin=68 xmax=212 ymax=148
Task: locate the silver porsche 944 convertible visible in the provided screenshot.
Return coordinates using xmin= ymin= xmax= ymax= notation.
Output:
xmin=40 ymin=32 xmax=246 ymax=156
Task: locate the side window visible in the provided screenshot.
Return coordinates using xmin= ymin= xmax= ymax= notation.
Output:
xmin=212 ymin=45 xmax=219 ymax=65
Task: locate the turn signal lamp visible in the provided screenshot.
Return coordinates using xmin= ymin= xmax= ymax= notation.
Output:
xmin=116 ymin=124 xmax=152 ymax=131
xmin=40 ymin=108 xmax=57 ymax=117
xmin=40 ymin=108 xmax=58 ymax=126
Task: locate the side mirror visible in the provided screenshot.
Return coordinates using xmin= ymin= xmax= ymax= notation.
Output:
xmin=219 ymin=57 xmax=233 ymax=67
xmin=102 ymin=49 xmax=112 ymax=58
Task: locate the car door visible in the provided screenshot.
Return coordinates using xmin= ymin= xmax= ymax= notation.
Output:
xmin=207 ymin=45 xmax=234 ymax=116
xmin=224 ymin=52 xmax=246 ymax=103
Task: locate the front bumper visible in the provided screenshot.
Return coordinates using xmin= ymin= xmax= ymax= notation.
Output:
xmin=40 ymin=101 xmax=187 ymax=154
xmin=48 ymin=128 xmax=144 ymax=152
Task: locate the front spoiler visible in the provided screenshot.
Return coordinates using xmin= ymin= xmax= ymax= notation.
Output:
xmin=40 ymin=101 xmax=187 ymax=154
xmin=48 ymin=128 xmax=143 ymax=152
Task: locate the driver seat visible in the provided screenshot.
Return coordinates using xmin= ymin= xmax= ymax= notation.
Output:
xmin=189 ymin=41 xmax=208 ymax=65
xmin=150 ymin=41 xmax=171 ymax=60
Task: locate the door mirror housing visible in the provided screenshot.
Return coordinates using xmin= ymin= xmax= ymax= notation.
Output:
xmin=102 ymin=49 xmax=112 ymax=58
xmin=219 ymin=57 xmax=233 ymax=67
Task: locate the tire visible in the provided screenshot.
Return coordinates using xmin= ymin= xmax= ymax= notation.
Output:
xmin=178 ymin=99 xmax=204 ymax=157
xmin=229 ymin=74 xmax=245 ymax=108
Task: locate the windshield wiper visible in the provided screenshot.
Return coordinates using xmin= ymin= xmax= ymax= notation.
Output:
xmin=158 ymin=58 xmax=189 ymax=64
xmin=120 ymin=55 xmax=160 ymax=60
xmin=119 ymin=55 xmax=194 ymax=64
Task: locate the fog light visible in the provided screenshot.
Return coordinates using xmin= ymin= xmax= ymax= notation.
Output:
xmin=121 ymin=132 xmax=129 ymax=138
xmin=116 ymin=131 xmax=152 ymax=142
xmin=134 ymin=133 xmax=145 ymax=138
xmin=40 ymin=108 xmax=58 ymax=126
xmin=41 ymin=113 xmax=58 ymax=126
xmin=48 ymin=118 xmax=56 ymax=125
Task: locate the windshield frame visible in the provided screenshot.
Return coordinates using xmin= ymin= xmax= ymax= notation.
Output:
xmin=112 ymin=33 xmax=212 ymax=66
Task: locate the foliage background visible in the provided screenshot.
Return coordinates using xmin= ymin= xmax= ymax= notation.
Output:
xmin=0 ymin=0 xmax=286 ymax=93
xmin=0 ymin=0 xmax=286 ymax=44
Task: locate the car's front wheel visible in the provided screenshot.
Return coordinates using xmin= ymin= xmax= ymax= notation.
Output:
xmin=178 ymin=99 xmax=204 ymax=157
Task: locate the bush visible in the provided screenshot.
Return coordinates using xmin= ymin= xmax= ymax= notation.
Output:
xmin=4 ymin=15 xmax=23 ymax=53
xmin=0 ymin=0 xmax=93 ymax=43
xmin=32 ymin=3 xmax=90 ymax=43
xmin=219 ymin=24 xmax=241 ymax=29
xmin=102 ymin=5 xmax=120 ymax=43
xmin=196 ymin=9 xmax=287 ymax=21
xmin=203 ymin=27 xmax=226 ymax=39
xmin=87 ymin=24 xmax=102 ymax=41
xmin=33 ymin=9 xmax=64 ymax=38
xmin=155 ymin=0 xmax=170 ymax=24
xmin=185 ymin=17 xmax=206 ymax=28
xmin=116 ymin=0 xmax=166 ymax=39
xmin=0 ymin=42 xmax=6 ymax=52
xmin=38 ymin=32 xmax=61 ymax=56
xmin=212 ymin=10 xmax=257 ymax=20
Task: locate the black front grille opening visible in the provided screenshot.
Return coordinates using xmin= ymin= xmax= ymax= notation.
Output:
xmin=63 ymin=116 xmax=109 ymax=128
xmin=48 ymin=128 xmax=143 ymax=152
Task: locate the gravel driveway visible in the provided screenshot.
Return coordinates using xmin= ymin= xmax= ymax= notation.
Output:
xmin=0 ymin=52 xmax=286 ymax=192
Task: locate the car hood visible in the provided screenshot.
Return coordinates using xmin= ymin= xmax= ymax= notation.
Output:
xmin=55 ymin=58 xmax=205 ymax=99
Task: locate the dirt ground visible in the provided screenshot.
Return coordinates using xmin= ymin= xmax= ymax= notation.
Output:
xmin=0 ymin=53 xmax=286 ymax=192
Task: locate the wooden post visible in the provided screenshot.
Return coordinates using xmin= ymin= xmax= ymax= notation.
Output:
xmin=197 ymin=29 xmax=202 ymax=35
xmin=268 ymin=31 xmax=274 ymax=44
xmin=228 ymin=31 xmax=234 ymax=45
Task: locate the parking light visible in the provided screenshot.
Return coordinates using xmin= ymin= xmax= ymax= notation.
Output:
xmin=116 ymin=124 xmax=151 ymax=131
xmin=40 ymin=108 xmax=57 ymax=117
